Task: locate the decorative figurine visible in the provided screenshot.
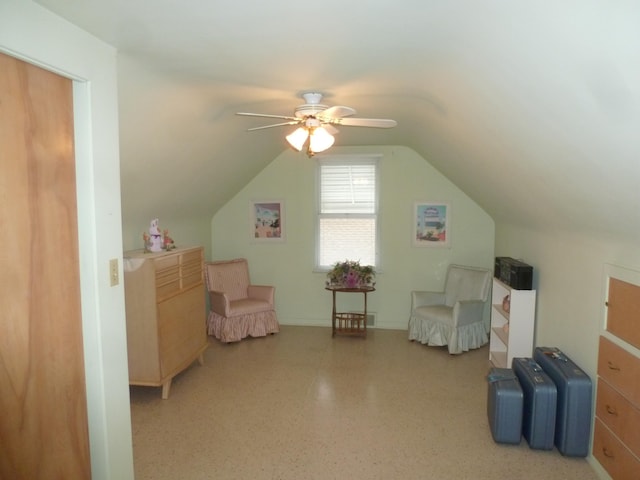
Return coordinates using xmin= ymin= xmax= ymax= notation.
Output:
xmin=147 ymin=218 xmax=163 ymax=252
xmin=142 ymin=232 xmax=151 ymax=252
xmin=163 ymin=229 xmax=175 ymax=251
xmin=143 ymin=219 xmax=177 ymax=252
xmin=502 ymin=294 xmax=511 ymax=313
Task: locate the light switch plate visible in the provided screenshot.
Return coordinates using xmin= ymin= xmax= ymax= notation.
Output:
xmin=109 ymin=258 xmax=119 ymax=286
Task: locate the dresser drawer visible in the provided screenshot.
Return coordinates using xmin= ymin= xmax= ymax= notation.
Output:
xmin=181 ymin=259 xmax=202 ymax=278
xmin=155 ymin=265 xmax=180 ymax=300
xmin=156 ymin=264 xmax=179 ymax=284
xmin=593 ymin=418 xmax=640 ymax=480
xmin=180 ymin=248 xmax=202 ymax=265
xmin=597 ymin=379 xmax=640 ymax=458
xmin=598 ymin=336 xmax=640 ymax=406
xmin=156 ymin=278 xmax=180 ymax=300
xmin=182 ymin=272 xmax=202 ymax=290
xmin=154 ymin=253 xmax=179 ymax=271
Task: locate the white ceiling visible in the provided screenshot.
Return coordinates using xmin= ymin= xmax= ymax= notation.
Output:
xmin=35 ymin=0 xmax=640 ymax=240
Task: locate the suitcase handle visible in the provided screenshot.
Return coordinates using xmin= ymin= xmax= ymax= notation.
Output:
xmin=607 ymin=361 xmax=621 ymax=371
xmin=543 ymin=351 xmax=568 ymax=362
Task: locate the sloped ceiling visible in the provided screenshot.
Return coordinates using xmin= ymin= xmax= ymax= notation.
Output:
xmin=36 ymin=0 xmax=640 ymax=240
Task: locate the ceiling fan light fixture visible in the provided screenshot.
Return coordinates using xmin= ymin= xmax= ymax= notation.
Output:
xmin=285 ymin=127 xmax=309 ymax=151
xmin=309 ymin=126 xmax=335 ymax=153
xmin=239 ymin=91 xmax=396 ymax=157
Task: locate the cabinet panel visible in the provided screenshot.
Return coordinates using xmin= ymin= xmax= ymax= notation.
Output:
xmin=598 ymin=336 xmax=640 ymax=407
xmin=593 ymin=418 xmax=640 ymax=480
xmin=124 ymin=259 xmax=161 ymax=382
xmin=596 ymin=379 xmax=640 ymax=458
xmin=606 ymin=277 xmax=640 ymax=349
xmin=158 ymin=286 xmax=206 ymax=377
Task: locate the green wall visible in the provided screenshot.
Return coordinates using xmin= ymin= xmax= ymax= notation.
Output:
xmin=212 ymin=146 xmax=495 ymax=330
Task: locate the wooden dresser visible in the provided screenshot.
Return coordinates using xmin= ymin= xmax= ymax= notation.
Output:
xmin=123 ymin=246 xmax=208 ymax=399
xmin=593 ymin=266 xmax=640 ymax=478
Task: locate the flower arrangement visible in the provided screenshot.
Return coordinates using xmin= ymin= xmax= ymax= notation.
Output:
xmin=326 ymin=260 xmax=376 ymax=288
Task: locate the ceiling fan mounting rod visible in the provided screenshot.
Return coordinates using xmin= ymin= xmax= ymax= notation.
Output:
xmin=302 ymin=92 xmax=323 ymax=104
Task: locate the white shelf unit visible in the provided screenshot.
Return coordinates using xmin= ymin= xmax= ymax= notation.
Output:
xmin=489 ymin=278 xmax=536 ymax=368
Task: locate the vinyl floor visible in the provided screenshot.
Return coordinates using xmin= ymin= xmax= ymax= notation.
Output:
xmin=130 ymin=325 xmax=599 ymax=480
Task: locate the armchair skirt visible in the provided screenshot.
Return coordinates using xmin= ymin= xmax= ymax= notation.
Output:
xmin=408 ymin=306 xmax=489 ymax=354
xmin=207 ymin=309 xmax=279 ymax=344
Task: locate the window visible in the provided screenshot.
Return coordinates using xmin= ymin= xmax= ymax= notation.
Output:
xmin=316 ymin=155 xmax=379 ymax=269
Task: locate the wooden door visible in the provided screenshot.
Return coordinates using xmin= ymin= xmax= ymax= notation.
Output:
xmin=0 ymin=53 xmax=91 ymax=479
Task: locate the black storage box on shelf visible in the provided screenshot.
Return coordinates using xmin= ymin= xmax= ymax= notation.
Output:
xmin=494 ymin=257 xmax=533 ymax=290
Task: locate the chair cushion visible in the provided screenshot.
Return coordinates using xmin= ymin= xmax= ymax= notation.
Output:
xmin=229 ymin=298 xmax=274 ymax=316
xmin=206 ymin=259 xmax=250 ymax=301
xmin=444 ymin=266 xmax=491 ymax=306
xmin=414 ymin=305 xmax=453 ymax=324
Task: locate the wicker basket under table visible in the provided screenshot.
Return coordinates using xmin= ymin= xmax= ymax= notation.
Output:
xmin=325 ymin=286 xmax=375 ymax=338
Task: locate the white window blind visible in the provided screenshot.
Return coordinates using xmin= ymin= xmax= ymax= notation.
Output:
xmin=317 ymin=158 xmax=378 ymax=269
xmin=320 ymin=164 xmax=376 ymax=214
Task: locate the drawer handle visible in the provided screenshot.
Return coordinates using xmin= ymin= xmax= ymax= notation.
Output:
xmin=602 ymin=447 xmax=615 ymax=459
xmin=607 ymin=361 xmax=621 ymax=371
xmin=606 ymin=404 xmax=618 ymax=416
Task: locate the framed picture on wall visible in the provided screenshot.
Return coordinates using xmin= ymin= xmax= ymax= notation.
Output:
xmin=413 ymin=202 xmax=450 ymax=247
xmin=250 ymin=200 xmax=285 ymax=242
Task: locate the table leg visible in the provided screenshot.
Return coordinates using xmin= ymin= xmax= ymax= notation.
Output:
xmin=363 ymin=291 xmax=368 ymax=337
xmin=332 ymin=290 xmax=337 ymax=337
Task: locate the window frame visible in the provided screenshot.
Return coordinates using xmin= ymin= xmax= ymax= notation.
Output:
xmin=315 ymin=154 xmax=381 ymax=271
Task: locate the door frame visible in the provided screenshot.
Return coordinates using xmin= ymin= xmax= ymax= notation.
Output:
xmin=1 ymin=3 xmax=135 ymax=479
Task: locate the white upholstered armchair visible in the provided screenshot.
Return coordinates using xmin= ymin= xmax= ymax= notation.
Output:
xmin=204 ymin=258 xmax=279 ymax=343
xmin=408 ymin=264 xmax=491 ymax=354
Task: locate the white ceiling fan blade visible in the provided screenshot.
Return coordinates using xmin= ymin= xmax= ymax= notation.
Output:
xmin=237 ymin=112 xmax=298 ymax=121
xmin=246 ymin=120 xmax=301 ymax=131
xmin=318 ymin=105 xmax=356 ymax=120
xmin=331 ymin=117 xmax=397 ymax=128
xmin=322 ymin=124 xmax=340 ymax=135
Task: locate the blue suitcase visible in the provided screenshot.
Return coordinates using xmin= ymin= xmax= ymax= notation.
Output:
xmin=487 ymin=368 xmax=523 ymax=445
xmin=512 ymin=357 xmax=557 ymax=450
xmin=533 ymin=347 xmax=592 ymax=457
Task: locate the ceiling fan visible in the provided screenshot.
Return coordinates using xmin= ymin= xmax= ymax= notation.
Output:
xmin=237 ymin=92 xmax=397 ymax=156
